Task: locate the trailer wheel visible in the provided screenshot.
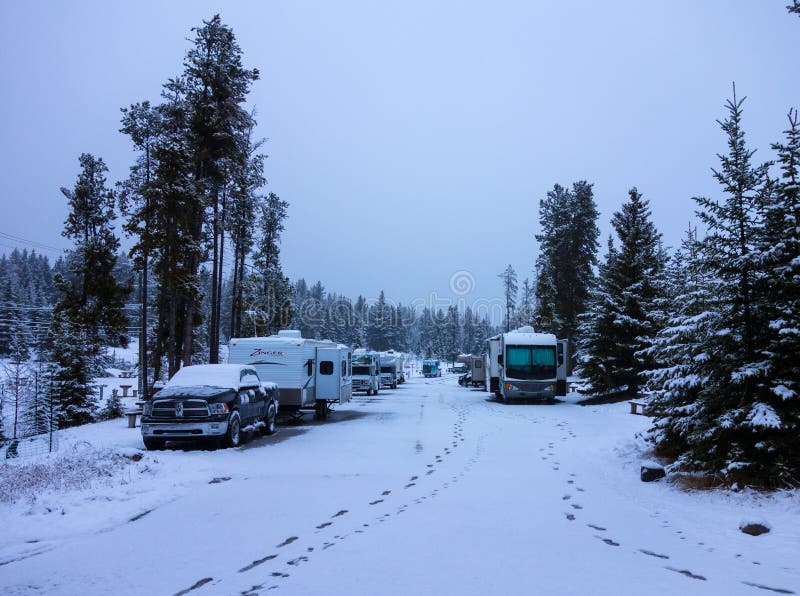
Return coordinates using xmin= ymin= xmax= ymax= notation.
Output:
xmin=314 ymin=399 xmax=328 ymax=421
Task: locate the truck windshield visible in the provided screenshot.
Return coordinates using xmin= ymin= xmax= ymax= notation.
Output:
xmin=422 ymin=364 xmax=435 ymax=373
xmin=353 ymin=366 xmax=370 ymax=376
xmin=380 ymin=367 xmax=393 ymax=373
xmin=505 ymin=345 xmax=556 ymax=380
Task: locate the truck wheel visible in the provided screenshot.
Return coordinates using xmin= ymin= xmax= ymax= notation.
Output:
xmin=143 ymin=437 xmax=165 ymax=451
xmin=223 ymin=412 xmax=241 ymax=448
xmin=374 ymin=388 xmax=379 ymax=396
xmin=261 ymin=403 xmax=277 ymax=435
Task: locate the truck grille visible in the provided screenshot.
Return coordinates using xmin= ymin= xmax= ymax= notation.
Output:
xmin=152 ymin=399 xmax=209 ymax=418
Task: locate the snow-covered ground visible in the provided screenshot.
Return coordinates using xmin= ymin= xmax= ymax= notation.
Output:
xmin=0 ymin=375 xmax=797 ymax=595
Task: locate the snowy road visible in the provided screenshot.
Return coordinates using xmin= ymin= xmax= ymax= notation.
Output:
xmin=1 ymin=376 xmax=798 ymax=595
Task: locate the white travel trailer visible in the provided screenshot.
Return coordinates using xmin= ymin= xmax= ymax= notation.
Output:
xmin=227 ymin=331 xmax=352 ymax=420
xmin=486 ymin=334 xmax=502 ymax=396
xmin=378 ymin=351 xmax=405 ymax=389
xmin=470 ymin=355 xmax=486 ymax=388
xmin=352 ymin=350 xmax=381 ymax=395
xmin=496 ymin=326 xmax=568 ymax=402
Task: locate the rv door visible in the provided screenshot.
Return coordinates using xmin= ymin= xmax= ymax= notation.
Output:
xmin=315 ymin=347 xmax=341 ymax=401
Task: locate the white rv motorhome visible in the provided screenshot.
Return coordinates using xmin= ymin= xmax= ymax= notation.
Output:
xmin=352 ymin=350 xmax=381 ymax=395
xmin=227 ymin=331 xmax=352 ymax=420
xmin=496 ymin=326 xmax=568 ymax=402
xmin=378 ymin=351 xmax=405 ymax=389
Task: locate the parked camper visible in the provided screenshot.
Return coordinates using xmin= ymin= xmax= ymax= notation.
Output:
xmin=470 ymin=356 xmax=486 ymax=388
xmin=422 ymin=359 xmax=441 ymax=378
xmin=496 ymin=326 xmax=568 ymax=402
xmin=352 ymin=350 xmax=381 ymax=395
xmin=378 ymin=351 xmax=405 ymax=389
xmin=227 ymin=331 xmax=352 ymax=420
xmin=486 ymin=334 xmax=502 ymax=396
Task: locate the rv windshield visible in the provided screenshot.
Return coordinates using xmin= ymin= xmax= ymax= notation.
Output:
xmin=353 ymin=366 xmax=370 ymax=376
xmin=505 ymin=345 xmax=556 ymax=380
xmin=422 ymin=364 xmax=435 ymax=374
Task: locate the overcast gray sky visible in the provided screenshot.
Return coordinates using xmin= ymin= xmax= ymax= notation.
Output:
xmin=1 ymin=1 xmax=798 ymax=309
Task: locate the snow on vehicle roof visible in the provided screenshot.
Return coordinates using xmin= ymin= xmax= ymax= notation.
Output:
xmin=229 ymin=335 xmax=338 ymax=348
xmin=503 ymin=328 xmax=557 ymax=346
xmin=167 ymin=364 xmax=255 ymax=389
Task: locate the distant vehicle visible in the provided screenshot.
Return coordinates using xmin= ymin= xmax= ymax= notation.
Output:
xmin=495 ymin=326 xmax=568 ymax=402
xmin=451 ymin=363 xmax=468 ymax=374
xmin=378 ymin=351 xmax=404 ymax=389
xmin=470 ymin=356 xmax=486 ymax=388
xmin=422 ymin=360 xmax=442 ymax=378
xmin=486 ymin=335 xmax=502 ymax=395
xmin=227 ymin=331 xmax=351 ymax=420
xmin=352 ymin=350 xmax=381 ymax=395
xmin=140 ymin=364 xmax=279 ymax=450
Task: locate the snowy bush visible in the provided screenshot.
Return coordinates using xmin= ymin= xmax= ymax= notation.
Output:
xmin=0 ymin=444 xmax=132 ymax=505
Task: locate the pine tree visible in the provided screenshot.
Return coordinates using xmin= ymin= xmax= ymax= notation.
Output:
xmin=650 ymin=90 xmax=781 ymax=486
xmin=55 ymin=154 xmax=131 ymax=350
xmin=576 ymin=189 xmax=664 ymax=395
xmin=534 ymin=181 xmax=600 ymax=351
xmin=643 ymin=225 xmax=717 ymax=458
xmin=53 ymin=154 xmax=129 ymax=426
xmin=498 ymin=265 xmax=518 ymax=332
xmin=516 ymin=278 xmax=535 ymax=328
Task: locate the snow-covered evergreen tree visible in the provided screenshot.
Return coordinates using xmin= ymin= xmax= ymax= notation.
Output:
xmin=576 ymin=189 xmax=665 ymax=395
xmin=498 ymin=265 xmax=518 ymax=332
xmin=534 ymin=181 xmax=599 ymax=349
xmin=643 ymin=225 xmax=718 ymax=458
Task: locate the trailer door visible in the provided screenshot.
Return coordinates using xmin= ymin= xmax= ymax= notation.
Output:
xmin=315 ymin=347 xmax=341 ymax=401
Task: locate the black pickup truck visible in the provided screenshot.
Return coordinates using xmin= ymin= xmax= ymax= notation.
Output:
xmin=140 ymin=364 xmax=279 ymax=450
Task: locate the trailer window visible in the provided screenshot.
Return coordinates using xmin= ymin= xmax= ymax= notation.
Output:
xmin=320 ymin=361 xmax=334 ymax=375
xmin=474 ymin=360 xmax=482 ymax=368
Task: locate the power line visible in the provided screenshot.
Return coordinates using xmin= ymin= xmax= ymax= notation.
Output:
xmin=0 ymin=231 xmax=64 ymax=254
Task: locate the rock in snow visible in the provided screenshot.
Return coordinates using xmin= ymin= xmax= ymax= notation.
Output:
xmin=739 ymin=520 xmax=771 ymax=536
xmin=641 ymin=463 xmax=666 ymax=482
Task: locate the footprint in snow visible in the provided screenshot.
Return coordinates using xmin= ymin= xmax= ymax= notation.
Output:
xmin=277 ymin=537 xmax=298 ymax=548
xmin=410 ymin=476 xmax=418 ymax=481
xmin=587 ymin=524 xmax=606 ymax=531
xmin=332 ymin=510 xmax=348 ymax=518
xmin=238 ymin=554 xmax=277 ymax=573
xmin=287 ymin=556 xmax=309 ymax=566
xmin=639 ymin=549 xmax=669 ymax=559
xmin=316 ymin=522 xmax=332 ymax=529
xmin=565 ymin=514 xmax=576 ymax=521
xmin=598 ymin=537 xmax=620 ymax=547
xmin=369 ymin=499 xmax=384 ymax=505
xmin=741 ymin=581 xmax=795 ymax=594
xmin=571 ymin=504 xmax=583 ymax=510
xmin=382 ymin=490 xmax=391 ymax=496
xmin=405 ymin=483 xmax=416 ymax=489
xmin=665 ymin=567 xmax=706 ymax=581
xmin=562 ymin=495 xmax=571 ymax=501
xmin=271 ymin=572 xmax=290 ymax=578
